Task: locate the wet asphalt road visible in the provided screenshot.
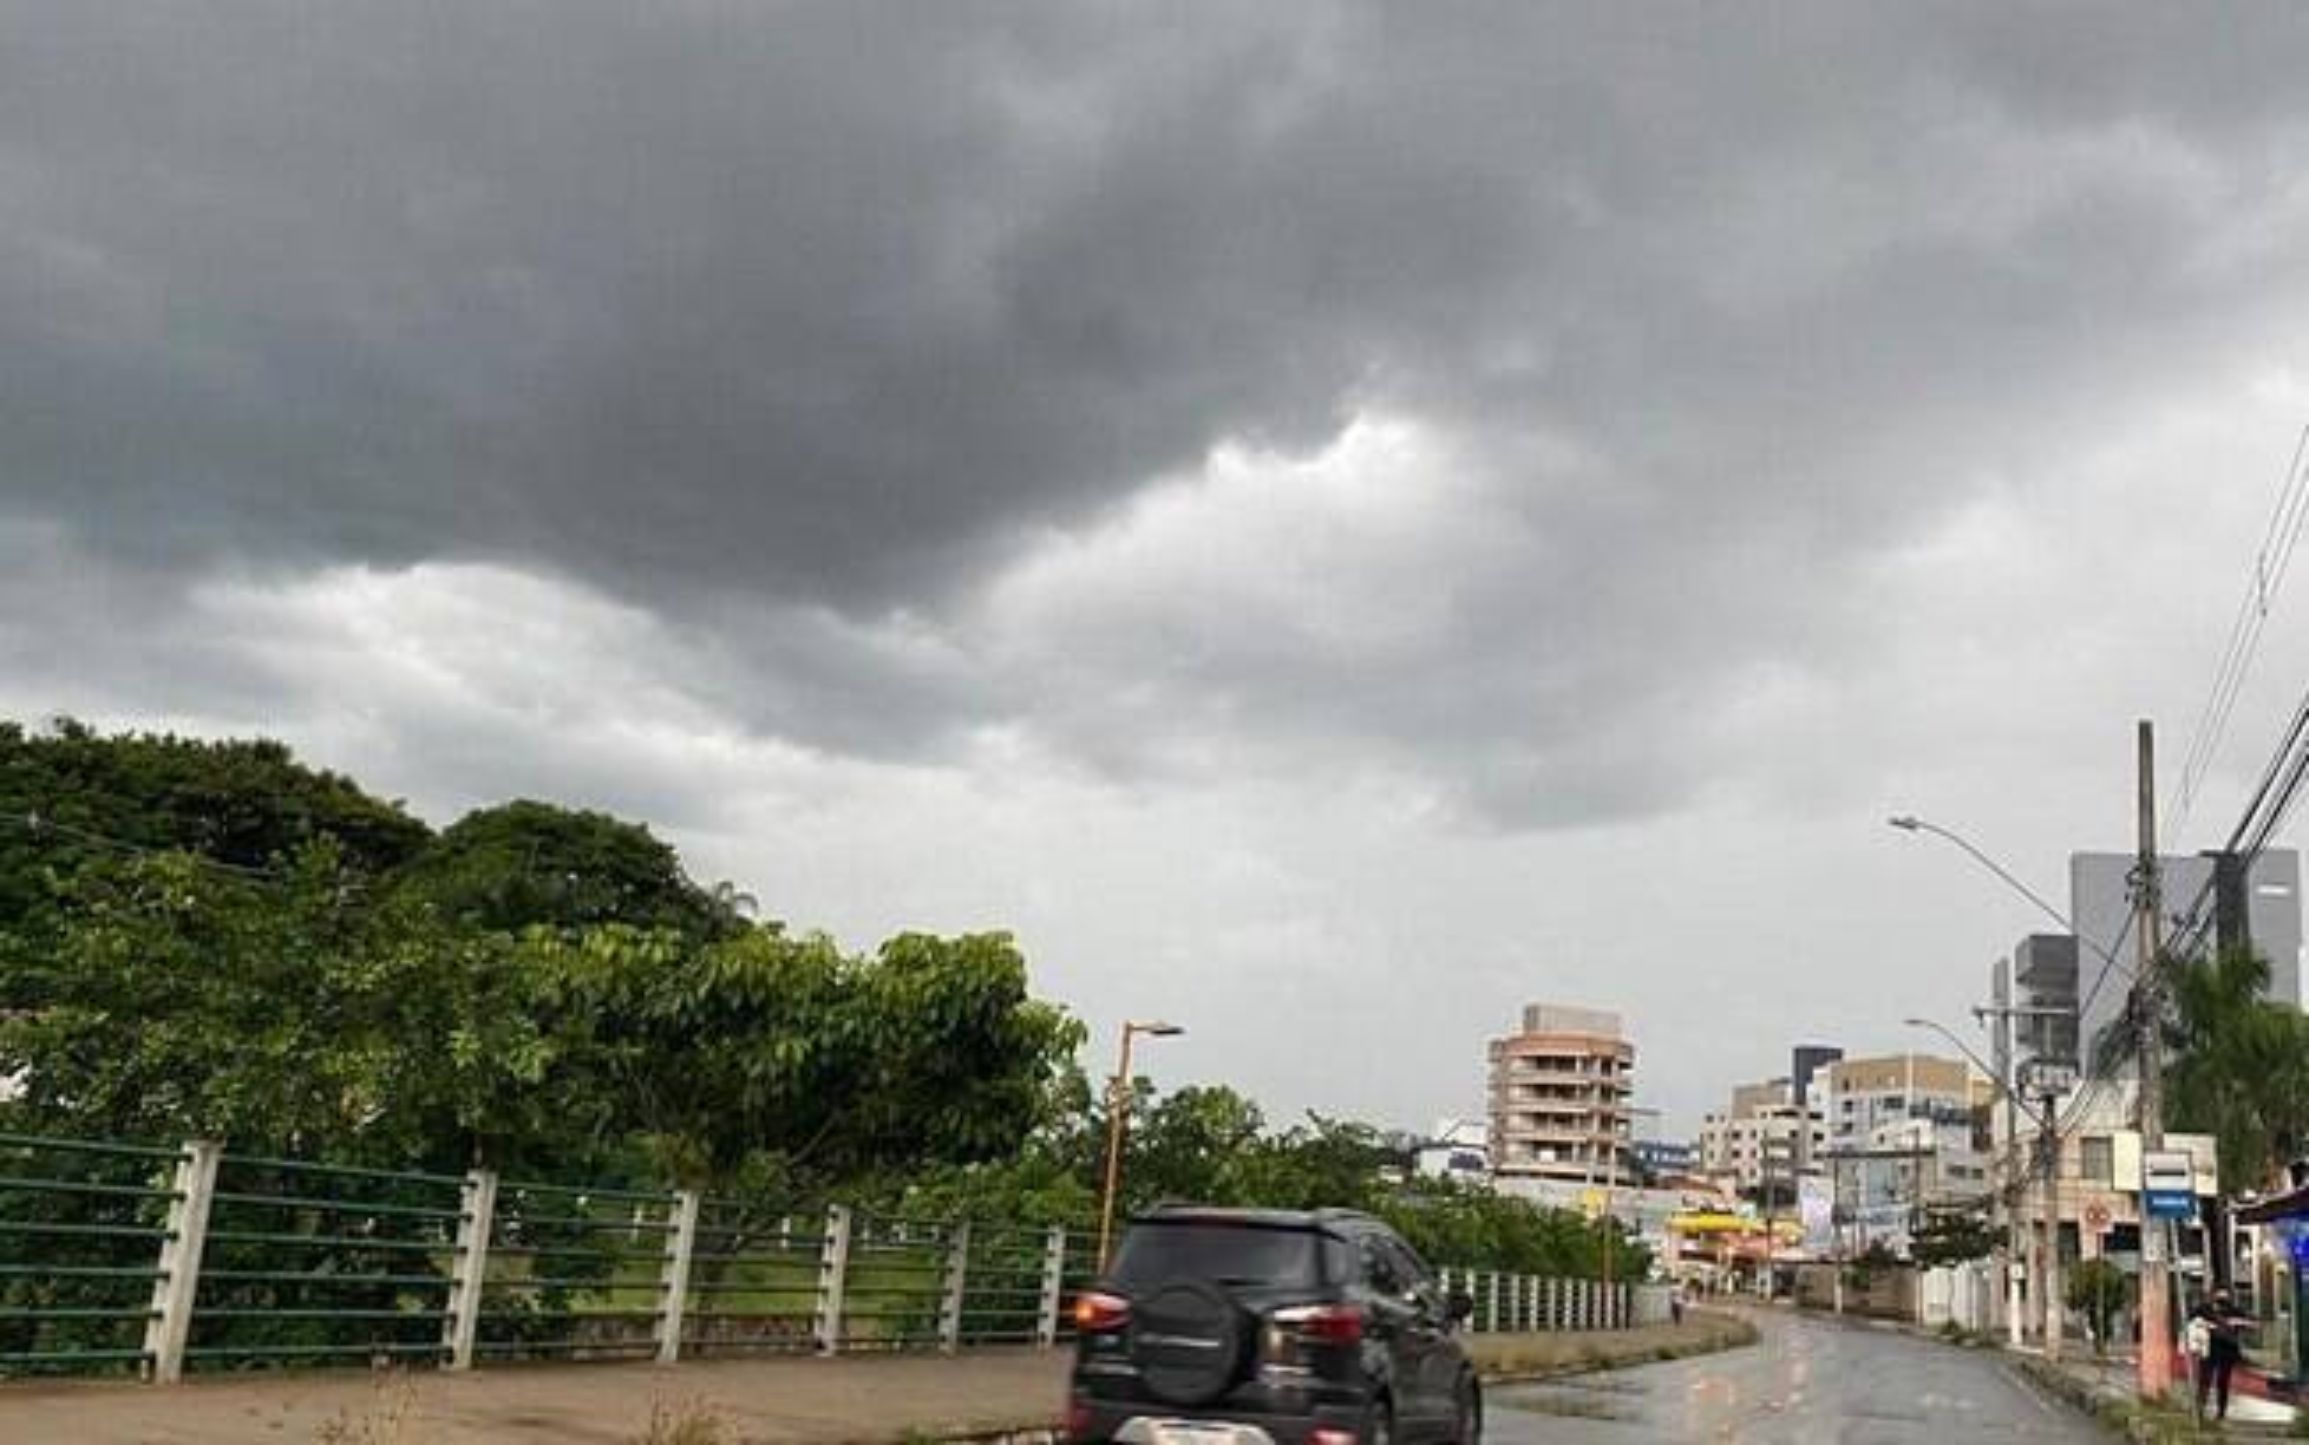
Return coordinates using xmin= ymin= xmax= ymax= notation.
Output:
xmin=1486 ymin=1310 xmax=2103 ymax=1443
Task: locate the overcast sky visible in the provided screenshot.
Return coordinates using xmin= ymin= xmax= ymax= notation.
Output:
xmin=9 ymin=4 xmax=2309 ymax=1137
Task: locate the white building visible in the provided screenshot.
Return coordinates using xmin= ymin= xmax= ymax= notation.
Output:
xmin=1697 ymin=1077 xmax=1826 ymax=1200
xmin=1414 ymin=1117 xmax=1490 ymax=1183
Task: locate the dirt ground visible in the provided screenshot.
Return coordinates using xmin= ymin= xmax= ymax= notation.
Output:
xmin=0 ymin=1348 xmax=1070 ymax=1445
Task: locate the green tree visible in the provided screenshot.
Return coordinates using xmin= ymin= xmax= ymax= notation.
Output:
xmin=0 ymin=844 xmax=557 ymax=1173
xmin=2066 ymin=1257 xmax=2129 ymax=1356
xmin=2099 ymin=945 xmax=2309 ymax=1194
xmin=391 ymin=800 xmax=740 ymax=939
xmin=1125 ymin=1085 xmax=1271 ymax=1208
xmin=0 ymin=718 xmax=430 ymax=930
xmin=525 ymin=924 xmax=1085 ymax=1192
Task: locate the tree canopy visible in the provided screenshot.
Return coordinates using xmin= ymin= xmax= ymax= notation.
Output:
xmin=388 ymin=799 xmax=742 ymax=939
xmin=0 ymin=719 xmax=429 ymax=929
xmin=0 ymin=718 xmax=1638 ymax=1279
xmin=2095 ymin=944 xmax=2309 ymax=1195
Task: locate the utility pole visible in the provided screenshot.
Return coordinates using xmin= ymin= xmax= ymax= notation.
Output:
xmin=1758 ymin=1131 xmax=1775 ymax=1300
xmin=2039 ymin=1093 xmax=2064 ymax=1361
xmin=2005 ymin=1064 xmax=2027 ymax=1346
xmin=2134 ymin=720 xmax=2174 ymax=1399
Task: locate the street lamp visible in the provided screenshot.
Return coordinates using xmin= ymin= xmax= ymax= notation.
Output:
xmin=1906 ymin=1015 xmax=2065 ymax=1360
xmin=1884 ymin=815 xmax=2122 ymax=973
xmin=1097 ymin=1019 xmax=1185 ymax=1267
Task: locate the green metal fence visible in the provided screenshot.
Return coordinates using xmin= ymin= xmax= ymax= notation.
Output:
xmin=0 ymin=1128 xmax=1645 ymax=1384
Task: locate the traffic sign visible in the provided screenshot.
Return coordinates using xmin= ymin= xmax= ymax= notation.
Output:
xmin=2019 ymin=1059 xmax=2078 ymax=1097
xmin=2143 ymin=1150 xmax=2197 ymax=1221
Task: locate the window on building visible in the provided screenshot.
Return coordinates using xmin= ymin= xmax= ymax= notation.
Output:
xmin=2079 ymin=1136 xmax=2113 ymax=1188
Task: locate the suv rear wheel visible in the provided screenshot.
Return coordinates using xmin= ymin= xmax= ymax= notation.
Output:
xmin=1451 ymin=1372 xmax=1482 ymax=1443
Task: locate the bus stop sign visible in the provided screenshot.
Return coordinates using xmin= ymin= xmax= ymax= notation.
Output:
xmin=2142 ymin=1149 xmax=2196 ymax=1221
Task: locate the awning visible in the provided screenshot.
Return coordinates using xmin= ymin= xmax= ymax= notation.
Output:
xmin=2234 ymin=1185 xmax=2309 ymax=1226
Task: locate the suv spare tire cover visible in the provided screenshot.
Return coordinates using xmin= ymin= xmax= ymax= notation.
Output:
xmin=1130 ymin=1280 xmax=1248 ymax=1406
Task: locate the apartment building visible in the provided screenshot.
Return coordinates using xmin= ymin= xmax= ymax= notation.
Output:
xmin=1486 ymin=1004 xmax=1635 ymax=1187
xmin=1822 ymin=1053 xmax=1982 ymax=1153
xmin=1697 ymin=1076 xmax=1826 ymax=1202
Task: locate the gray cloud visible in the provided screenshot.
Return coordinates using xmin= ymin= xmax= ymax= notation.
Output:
xmin=10 ymin=0 xmax=2309 ymax=841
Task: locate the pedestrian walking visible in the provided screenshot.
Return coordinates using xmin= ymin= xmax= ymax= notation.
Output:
xmin=2187 ymin=1288 xmax=2250 ymax=1422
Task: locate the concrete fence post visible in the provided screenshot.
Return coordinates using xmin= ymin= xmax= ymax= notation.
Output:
xmin=814 ymin=1204 xmax=853 ymax=1355
xmin=1034 ymin=1226 xmax=1067 ymax=1349
xmin=440 ymin=1168 xmax=498 ymax=1371
xmin=1542 ymin=1277 xmax=1557 ymax=1330
xmin=653 ymin=1191 xmax=700 ymax=1365
xmin=142 ymin=1140 xmax=221 ymax=1385
xmin=1485 ymin=1271 xmax=1500 ymax=1333
xmin=1523 ymin=1274 xmax=1537 ymax=1332
xmin=938 ymin=1222 xmax=970 ymax=1354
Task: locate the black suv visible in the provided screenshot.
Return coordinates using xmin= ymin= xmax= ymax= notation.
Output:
xmin=1066 ymin=1206 xmax=1480 ymax=1444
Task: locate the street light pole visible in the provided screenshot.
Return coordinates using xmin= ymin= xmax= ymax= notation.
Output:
xmin=1906 ymin=1015 xmax=2066 ymax=1360
xmin=1885 ymin=816 xmax=2124 ymax=976
xmin=1096 ymin=1020 xmax=1183 ymax=1269
xmin=1600 ymin=1103 xmax=1662 ymax=1327
xmin=1974 ymin=1001 xmax=2071 ymax=1350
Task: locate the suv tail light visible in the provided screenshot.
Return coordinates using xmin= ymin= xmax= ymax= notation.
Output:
xmin=1272 ymin=1302 xmax=1364 ymax=1344
xmin=1073 ymin=1290 xmax=1131 ymax=1332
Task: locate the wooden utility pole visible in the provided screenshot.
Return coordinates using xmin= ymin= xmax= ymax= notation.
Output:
xmin=2134 ymin=720 xmax=2174 ymax=1397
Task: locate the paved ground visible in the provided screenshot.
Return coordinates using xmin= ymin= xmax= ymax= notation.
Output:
xmin=0 ymin=1349 xmax=1071 ymax=1444
xmin=1489 ymin=1310 xmax=2105 ymax=1443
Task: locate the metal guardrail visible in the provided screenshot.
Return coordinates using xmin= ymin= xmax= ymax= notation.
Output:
xmin=1431 ymin=1266 xmax=1654 ymax=1332
xmin=0 ymin=1129 xmax=1648 ymax=1384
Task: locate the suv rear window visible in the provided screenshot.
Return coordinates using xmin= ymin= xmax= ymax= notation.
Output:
xmin=1108 ymin=1221 xmax=1331 ymax=1290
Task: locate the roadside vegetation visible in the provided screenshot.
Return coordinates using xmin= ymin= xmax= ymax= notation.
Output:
xmin=0 ymin=720 xmax=1647 ymax=1275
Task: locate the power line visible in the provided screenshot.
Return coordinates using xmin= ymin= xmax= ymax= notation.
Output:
xmin=2171 ymin=423 xmax=2309 ymax=836
xmin=2 ymin=810 xmax=294 ymax=883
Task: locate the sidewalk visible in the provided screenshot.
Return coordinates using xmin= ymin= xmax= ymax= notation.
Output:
xmin=0 ymin=1313 xmax=1757 ymax=1444
xmin=2013 ymin=1347 xmax=2295 ymax=1440
xmin=0 ymin=1349 xmax=1071 ymax=1445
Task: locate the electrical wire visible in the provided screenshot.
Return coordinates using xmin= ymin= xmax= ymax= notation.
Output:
xmin=2171 ymin=424 xmax=2309 ymax=836
xmin=2 ymin=809 xmax=294 ymax=883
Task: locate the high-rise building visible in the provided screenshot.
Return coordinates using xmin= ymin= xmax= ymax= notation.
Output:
xmin=2013 ymin=933 xmax=2080 ymax=1065
xmin=2071 ymin=849 xmax=2302 ymax=1058
xmin=1486 ymin=1004 xmax=1635 ymax=1187
xmin=1790 ymin=1045 xmax=1843 ymax=1107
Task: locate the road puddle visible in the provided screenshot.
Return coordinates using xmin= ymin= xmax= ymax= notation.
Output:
xmin=1497 ymin=1377 xmax=1648 ymax=1422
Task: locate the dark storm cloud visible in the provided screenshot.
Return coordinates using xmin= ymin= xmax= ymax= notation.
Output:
xmin=10 ymin=2 xmax=2309 ymax=821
